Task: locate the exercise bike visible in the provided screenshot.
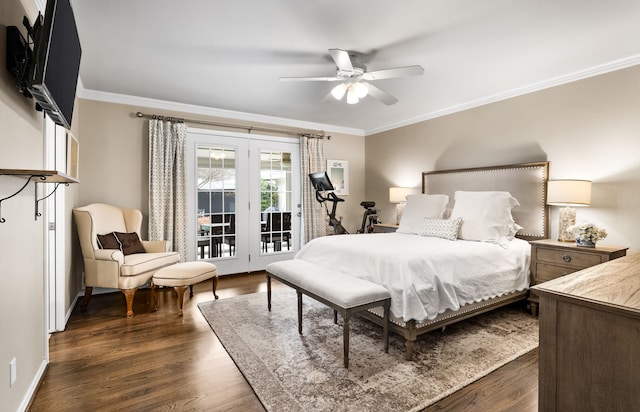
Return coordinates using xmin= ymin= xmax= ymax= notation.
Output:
xmin=309 ymin=171 xmax=349 ymax=235
xmin=356 ymin=201 xmax=381 ymax=233
xmin=309 ymin=171 xmax=380 ymax=235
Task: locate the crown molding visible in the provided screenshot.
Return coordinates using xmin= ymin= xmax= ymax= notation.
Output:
xmin=77 ymin=54 xmax=640 ymax=138
xmin=365 ymin=54 xmax=640 ymax=136
xmin=76 ymin=87 xmax=365 ymax=137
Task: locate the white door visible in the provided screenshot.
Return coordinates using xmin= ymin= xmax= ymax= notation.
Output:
xmin=44 ymin=116 xmax=67 ymax=333
xmin=186 ymin=129 xmax=300 ymax=275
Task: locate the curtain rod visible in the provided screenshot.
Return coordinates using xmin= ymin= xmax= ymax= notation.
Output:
xmin=135 ymin=112 xmax=329 ymax=139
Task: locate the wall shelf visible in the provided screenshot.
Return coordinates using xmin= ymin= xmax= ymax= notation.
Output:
xmin=0 ymin=169 xmax=79 ymax=223
xmin=0 ymin=169 xmax=79 ymax=183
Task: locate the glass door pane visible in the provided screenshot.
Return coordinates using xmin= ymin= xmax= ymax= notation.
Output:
xmin=196 ymin=146 xmax=236 ymax=259
xmin=260 ymin=150 xmax=292 ymax=255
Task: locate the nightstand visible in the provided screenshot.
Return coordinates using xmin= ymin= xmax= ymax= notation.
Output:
xmin=528 ymin=239 xmax=628 ymax=315
xmin=372 ymin=223 xmax=398 ymax=233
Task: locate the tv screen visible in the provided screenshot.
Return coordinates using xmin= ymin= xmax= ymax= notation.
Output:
xmin=28 ymin=0 xmax=82 ymax=130
xmin=309 ymin=171 xmax=335 ymax=191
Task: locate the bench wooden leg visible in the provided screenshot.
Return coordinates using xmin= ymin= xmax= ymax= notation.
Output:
xmin=333 ymin=309 xmax=338 ymax=324
xmin=297 ymin=290 xmax=303 ymax=334
xmin=266 ymin=274 xmax=272 ymax=311
xmin=150 ymin=284 xmax=159 ymax=312
xmin=343 ymin=311 xmax=350 ymax=368
xmin=383 ymin=300 xmax=390 ymax=353
xmin=212 ymin=274 xmax=219 ymax=299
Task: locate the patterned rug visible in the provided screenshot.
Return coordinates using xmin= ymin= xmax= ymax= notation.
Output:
xmin=198 ymin=289 xmax=538 ymax=412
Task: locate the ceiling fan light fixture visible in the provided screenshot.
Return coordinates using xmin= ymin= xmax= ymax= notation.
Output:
xmin=346 ymin=85 xmax=359 ymax=104
xmin=330 ymin=83 xmax=348 ymax=100
xmin=354 ymin=82 xmax=369 ymax=98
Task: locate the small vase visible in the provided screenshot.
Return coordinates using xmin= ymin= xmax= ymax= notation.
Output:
xmin=576 ymin=238 xmax=596 ymax=248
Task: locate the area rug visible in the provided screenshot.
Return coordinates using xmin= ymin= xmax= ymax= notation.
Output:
xmin=198 ymin=289 xmax=538 ymax=412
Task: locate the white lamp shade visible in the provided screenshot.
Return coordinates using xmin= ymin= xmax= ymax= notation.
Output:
xmin=354 ymin=82 xmax=369 ymax=98
xmin=547 ymin=180 xmax=591 ymax=206
xmin=389 ymin=187 xmax=413 ymax=203
xmin=346 ymin=85 xmax=359 ymax=104
xmin=331 ymin=83 xmax=348 ymax=100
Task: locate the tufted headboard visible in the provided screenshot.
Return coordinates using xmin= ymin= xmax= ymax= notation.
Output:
xmin=422 ymin=161 xmax=549 ymax=240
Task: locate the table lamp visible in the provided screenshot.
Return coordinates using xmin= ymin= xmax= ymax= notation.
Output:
xmin=547 ymin=180 xmax=592 ymax=242
xmin=389 ymin=187 xmax=413 ymax=224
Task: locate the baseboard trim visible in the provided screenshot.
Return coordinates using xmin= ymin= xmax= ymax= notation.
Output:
xmin=19 ymin=360 xmax=48 ymax=412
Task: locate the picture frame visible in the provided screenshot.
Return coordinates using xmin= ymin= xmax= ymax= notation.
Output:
xmin=327 ymin=159 xmax=349 ymax=195
xmin=67 ymin=132 xmax=79 ymax=180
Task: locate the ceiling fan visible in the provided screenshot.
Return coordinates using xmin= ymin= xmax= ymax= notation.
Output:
xmin=280 ymin=49 xmax=424 ymax=105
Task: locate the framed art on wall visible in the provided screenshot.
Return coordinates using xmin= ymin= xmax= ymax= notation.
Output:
xmin=327 ymin=159 xmax=349 ymax=195
xmin=67 ymin=132 xmax=79 ymax=180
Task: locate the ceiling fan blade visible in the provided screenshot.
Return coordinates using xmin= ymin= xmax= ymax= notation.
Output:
xmin=367 ymin=83 xmax=398 ymax=105
xmin=280 ymin=76 xmax=340 ymax=82
xmin=362 ymin=65 xmax=424 ymax=81
xmin=329 ymin=49 xmax=354 ymax=72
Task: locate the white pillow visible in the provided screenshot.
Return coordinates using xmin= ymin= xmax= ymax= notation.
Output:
xmin=419 ymin=217 xmax=462 ymax=241
xmin=397 ymin=194 xmax=449 ymax=235
xmin=449 ymin=191 xmax=521 ymax=247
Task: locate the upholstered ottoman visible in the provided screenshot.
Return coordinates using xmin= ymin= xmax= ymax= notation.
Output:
xmin=151 ymin=261 xmax=218 ymax=315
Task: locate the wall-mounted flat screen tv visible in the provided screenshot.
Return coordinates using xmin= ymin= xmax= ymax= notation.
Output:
xmin=28 ymin=0 xmax=82 ymax=130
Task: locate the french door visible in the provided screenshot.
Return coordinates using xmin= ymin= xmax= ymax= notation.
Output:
xmin=186 ymin=128 xmax=300 ymax=275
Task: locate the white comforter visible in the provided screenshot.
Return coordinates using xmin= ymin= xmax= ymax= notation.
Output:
xmin=295 ymin=233 xmax=531 ymax=322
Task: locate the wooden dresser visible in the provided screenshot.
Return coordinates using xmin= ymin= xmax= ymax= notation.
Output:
xmin=531 ymin=253 xmax=640 ymax=412
xmin=528 ymin=239 xmax=627 ymax=315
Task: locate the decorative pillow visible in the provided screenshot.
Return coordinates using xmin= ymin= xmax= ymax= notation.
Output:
xmin=97 ymin=232 xmax=121 ymax=250
xmin=113 ymin=232 xmax=146 ymax=255
xmin=419 ymin=217 xmax=462 ymax=241
xmin=449 ymin=191 xmax=521 ymax=247
xmin=397 ymin=194 xmax=450 ymax=235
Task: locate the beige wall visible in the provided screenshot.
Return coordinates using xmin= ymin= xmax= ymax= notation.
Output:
xmin=366 ymin=65 xmax=640 ymax=251
xmin=75 ymin=99 xmax=366 ymax=235
xmin=0 ymin=1 xmax=47 ymax=410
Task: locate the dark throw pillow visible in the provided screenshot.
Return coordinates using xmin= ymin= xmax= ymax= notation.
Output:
xmin=113 ymin=232 xmax=146 ymax=255
xmin=97 ymin=232 xmax=121 ymax=250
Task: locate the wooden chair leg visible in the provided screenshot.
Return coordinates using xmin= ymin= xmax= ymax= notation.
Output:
xmin=189 ymin=285 xmax=194 ymax=298
xmin=122 ymin=288 xmax=137 ymax=318
xmin=174 ymin=286 xmax=189 ymax=316
xmin=80 ymin=287 xmax=93 ymax=311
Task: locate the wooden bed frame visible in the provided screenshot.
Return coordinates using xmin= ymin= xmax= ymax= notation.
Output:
xmin=360 ymin=161 xmax=549 ymax=360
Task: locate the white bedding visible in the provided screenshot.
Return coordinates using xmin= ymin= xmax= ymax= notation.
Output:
xmin=294 ymin=233 xmax=531 ymax=322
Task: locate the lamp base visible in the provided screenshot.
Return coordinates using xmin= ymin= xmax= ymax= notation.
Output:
xmin=396 ymin=203 xmax=406 ymax=225
xmin=557 ymin=206 xmax=576 ymax=242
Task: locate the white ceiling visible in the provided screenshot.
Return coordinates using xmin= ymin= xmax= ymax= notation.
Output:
xmin=71 ymin=0 xmax=640 ymax=135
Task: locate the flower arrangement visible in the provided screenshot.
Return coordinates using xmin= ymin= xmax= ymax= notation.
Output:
xmin=566 ymin=222 xmax=607 ymax=246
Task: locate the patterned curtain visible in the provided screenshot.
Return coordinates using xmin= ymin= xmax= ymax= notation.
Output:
xmin=148 ymin=118 xmax=187 ymax=262
xmin=300 ymin=135 xmax=328 ymax=242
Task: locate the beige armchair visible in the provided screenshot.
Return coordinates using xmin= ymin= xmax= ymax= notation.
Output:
xmin=73 ymin=203 xmax=180 ymax=318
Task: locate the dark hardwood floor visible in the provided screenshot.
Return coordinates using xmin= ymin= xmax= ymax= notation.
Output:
xmin=28 ymin=272 xmax=538 ymax=411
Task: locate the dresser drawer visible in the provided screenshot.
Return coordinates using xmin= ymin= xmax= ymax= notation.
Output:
xmin=535 ymin=262 xmax=576 ymax=282
xmin=536 ymin=247 xmax=603 ymax=270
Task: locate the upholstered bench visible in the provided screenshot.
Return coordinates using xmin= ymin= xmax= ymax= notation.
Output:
xmin=265 ymin=259 xmax=391 ymax=368
xmin=151 ymin=261 xmax=218 ymax=315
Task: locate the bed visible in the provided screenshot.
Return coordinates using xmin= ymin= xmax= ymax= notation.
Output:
xmin=295 ymin=162 xmax=549 ymax=359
